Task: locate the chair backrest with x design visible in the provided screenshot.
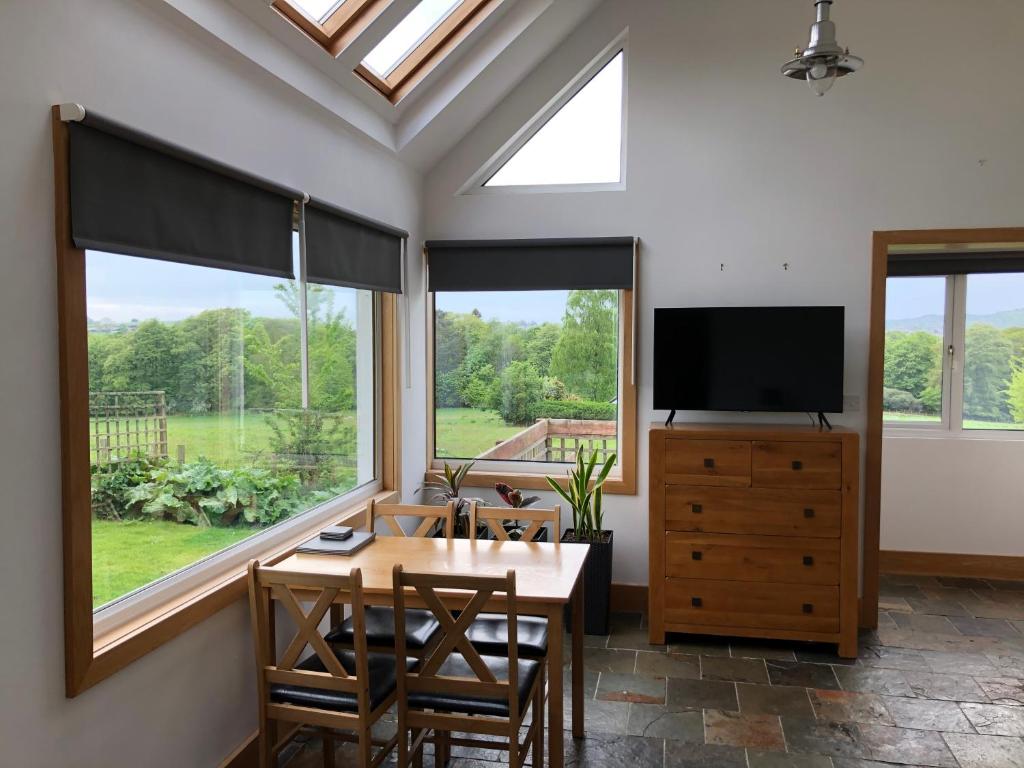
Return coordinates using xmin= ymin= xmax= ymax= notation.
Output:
xmin=368 ymin=499 xmax=455 ymax=540
xmin=392 ymin=566 xmax=520 ymax=719
xmin=248 ymin=561 xmax=369 ymax=717
xmin=469 ymin=502 xmax=561 ymax=542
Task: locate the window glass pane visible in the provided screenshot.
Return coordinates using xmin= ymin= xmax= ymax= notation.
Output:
xmin=963 ymin=272 xmax=1024 ymax=430
xmin=434 ymin=290 xmax=619 ymax=463
xmin=362 ymin=0 xmax=462 ymax=78
xmin=485 ymin=51 xmax=624 ymax=188
xmin=290 ymin=0 xmax=346 ymax=23
xmin=87 ymin=241 xmax=373 ymax=610
xmin=883 ymin=276 xmax=945 ymax=423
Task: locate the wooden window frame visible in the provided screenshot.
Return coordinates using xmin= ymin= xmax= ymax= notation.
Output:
xmin=272 ymin=0 xmax=393 ymax=58
xmin=354 ymin=0 xmax=503 ymax=104
xmin=424 ymin=288 xmax=637 ymax=496
xmin=863 ymin=227 xmax=1024 ymax=630
xmin=52 ymin=107 xmax=404 ymax=697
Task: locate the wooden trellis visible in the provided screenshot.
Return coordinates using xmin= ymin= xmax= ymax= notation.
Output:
xmin=89 ymin=391 xmax=169 ymax=467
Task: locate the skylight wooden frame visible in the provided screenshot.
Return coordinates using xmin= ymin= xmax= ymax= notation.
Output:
xmin=355 ymin=0 xmax=502 ymax=104
xmin=273 ymin=0 xmax=393 ymax=58
xmin=52 ymin=107 xmax=404 ymax=697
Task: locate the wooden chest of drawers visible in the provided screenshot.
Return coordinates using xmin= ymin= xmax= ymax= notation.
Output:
xmin=649 ymin=423 xmax=859 ymax=657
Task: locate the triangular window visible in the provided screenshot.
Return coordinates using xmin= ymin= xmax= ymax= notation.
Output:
xmin=483 ymin=49 xmax=625 ymax=188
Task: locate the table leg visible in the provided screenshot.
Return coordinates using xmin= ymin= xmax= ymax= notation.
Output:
xmin=571 ymin=575 xmax=584 ymax=739
xmin=547 ymin=603 xmax=564 ymax=768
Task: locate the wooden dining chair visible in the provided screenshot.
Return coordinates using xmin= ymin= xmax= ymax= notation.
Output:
xmin=325 ymin=500 xmax=455 ymax=658
xmin=392 ymin=565 xmax=544 ymax=768
xmin=247 ymin=561 xmax=412 ymax=768
xmin=462 ymin=502 xmax=556 ymax=662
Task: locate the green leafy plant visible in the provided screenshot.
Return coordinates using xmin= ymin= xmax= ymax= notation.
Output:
xmin=545 ymin=449 xmax=616 ymax=542
xmin=265 ymin=408 xmax=348 ymax=486
xmin=424 ymin=461 xmax=485 ymax=538
xmin=495 ymin=481 xmax=542 ymax=541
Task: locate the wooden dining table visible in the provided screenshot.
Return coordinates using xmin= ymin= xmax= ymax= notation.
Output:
xmin=266 ymin=535 xmax=590 ymax=768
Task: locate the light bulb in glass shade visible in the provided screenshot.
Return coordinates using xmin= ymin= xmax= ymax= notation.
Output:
xmin=807 ymin=60 xmax=837 ymax=96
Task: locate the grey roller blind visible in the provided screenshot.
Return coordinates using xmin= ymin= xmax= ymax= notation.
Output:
xmin=888 ymin=250 xmax=1024 ymax=277
xmin=304 ymin=199 xmax=406 ymax=293
xmin=68 ymin=114 xmax=298 ymax=279
xmin=426 ymin=237 xmax=635 ymax=292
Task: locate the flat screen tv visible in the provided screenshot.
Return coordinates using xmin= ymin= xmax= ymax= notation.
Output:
xmin=653 ymin=306 xmax=844 ymax=414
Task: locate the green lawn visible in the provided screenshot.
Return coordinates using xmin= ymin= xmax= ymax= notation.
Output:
xmin=435 ymin=408 xmax=526 ymax=459
xmin=884 ymin=412 xmax=1024 ymax=430
xmin=92 ymin=519 xmax=254 ymax=608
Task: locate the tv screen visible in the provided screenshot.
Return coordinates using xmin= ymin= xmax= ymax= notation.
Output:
xmin=653 ymin=306 xmax=844 ymax=413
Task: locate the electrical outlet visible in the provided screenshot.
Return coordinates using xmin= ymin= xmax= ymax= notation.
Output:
xmin=843 ymin=394 xmax=861 ymax=413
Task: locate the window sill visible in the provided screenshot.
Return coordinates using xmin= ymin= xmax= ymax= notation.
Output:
xmin=883 ymin=427 xmax=1024 ymax=442
xmin=74 ymin=489 xmax=398 ymax=696
xmin=424 ymin=469 xmax=636 ymax=496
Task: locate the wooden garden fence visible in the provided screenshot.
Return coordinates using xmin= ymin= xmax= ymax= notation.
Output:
xmin=89 ymin=391 xmax=169 ymax=467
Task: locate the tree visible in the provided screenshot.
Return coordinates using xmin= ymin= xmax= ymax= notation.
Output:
xmin=499 ymin=361 xmax=542 ymax=425
xmin=550 ymin=290 xmax=618 ymax=401
xmin=883 ymin=330 xmax=942 ymax=405
xmin=523 ymin=323 xmax=562 ymax=374
xmin=963 ymin=324 xmax=1013 ymax=422
xmin=1008 ymin=359 xmax=1024 ymax=424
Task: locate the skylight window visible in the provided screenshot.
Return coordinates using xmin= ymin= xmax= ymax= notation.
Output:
xmin=484 ymin=50 xmax=625 ymax=188
xmin=362 ymin=0 xmax=462 ymax=78
xmin=290 ymin=0 xmax=346 ymax=23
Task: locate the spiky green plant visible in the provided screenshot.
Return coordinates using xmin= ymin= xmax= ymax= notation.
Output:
xmin=423 ymin=460 xmax=485 ymax=538
xmin=545 ymin=449 xmax=616 ymax=542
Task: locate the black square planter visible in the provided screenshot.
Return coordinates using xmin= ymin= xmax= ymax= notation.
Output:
xmin=560 ymin=529 xmax=613 ymax=636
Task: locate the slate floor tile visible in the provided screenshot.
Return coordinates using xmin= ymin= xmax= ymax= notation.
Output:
xmin=877 ymin=627 xmax=1002 ymax=654
xmin=941 ymin=732 xmax=1024 ymax=768
xmin=704 ymin=709 xmax=786 ymax=751
xmin=563 ymin=666 xmax=600 ymax=697
xmin=663 ymin=742 xmax=748 ymax=768
xmin=794 ymin=646 xmax=859 ymax=666
xmin=635 ymin=650 xmax=700 ymax=679
xmin=876 ymin=611 xmax=898 ymax=629
xmin=975 ymin=676 xmax=1024 ymax=706
xmin=857 ymin=722 xmax=957 ymax=767
xmin=834 ymin=666 xmax=913 ymax=697
xmin=808 ymin=689 xmax=894 ymax=726
xmin=938 ymin=577 xmax=993 ymax=590
xmin=892 ymin=612 xmax=959 ymax=635
xmin=766 ymin=660 xmax=840 ymax=690
xmin=782 ymin=717 xmax=868 ymax=759
xmin=881 ymin=695 xmax=974 ymax=732
xmin=608 ymin=624 xmax=668 ymax=652
xmin=737 ymin=682 xmax=814 ymax=718
xmin=581 ymin=647 xmax=638 ymax=673
xmin=701 ymin=656 xmax=769 ymax=684
xmin=962 ymin=600 xmax=1024 ymax=621
xmin=576 ymin=697 xmax=632 ymax=736
xmin=596 ymin=672 xmax=666 ymax=704
xmin=666 ymin=677 xmax=738 ymax=711
xmin=562 ymin=732 xmax=665 ymax=768
xmin=988 ymin=654 xmax=1024 ymax=678
xmin=906 ymin=596 xmax=972 ymax=617
xmin=626 ymin=702 xmax=704 ymax=741
xmin=879 ymin=583 xmax=926 ymax=599
xmin=730 ymin=640 xmax=798 ymax=661
xmin=878 ymin=596 xmax=912 ymax=613
xmin=949 ymin=615 xmax=1022 ymax=639
xmin=988 ymin=580 xmax=1024 ymax=592
xmin=856 ymin=646 xmax=930 ymax=671
xmin=667 ymin=635 xmax=731 ymax=657
xmin=961 ymin=702 xmax=1024 ymax=736
xmin=902 ymin=670 xmax=989 ymax=702
xmin=746 ymin=750 xmax=833 ymax=768
xmin=922 ymin=650 xmax=1001 ymax=676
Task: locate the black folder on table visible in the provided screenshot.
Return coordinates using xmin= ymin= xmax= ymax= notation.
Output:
xmin=296 ymin=530 xmax=376 ymax=556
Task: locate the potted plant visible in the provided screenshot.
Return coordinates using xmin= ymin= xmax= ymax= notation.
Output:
xmin=424 ymin=460 xmax=485 ymax=539
xmin=546 ymin=449 xmax=617 ymax=635
xmin=494 ymin=482 xmax=547 ymax=541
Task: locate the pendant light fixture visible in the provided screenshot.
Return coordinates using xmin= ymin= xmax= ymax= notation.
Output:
xmin=782 ymin=0 xmax=863 ymax=96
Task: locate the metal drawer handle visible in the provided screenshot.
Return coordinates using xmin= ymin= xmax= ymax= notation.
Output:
xmin=703 ymin=458 xmax=715 ymax=469
xmin=691 ymin=597 xmax=702 ymax=607
xmin=692 ymin=503 xmax=703 ymax=514
xmin=804 ymin=508 xmax=815 ymax=518
xmin=692 ymin=551 xmax=703 ymax=561
xmin=792 ymin=460 xmax=803 ymax=470
xmin=803 ymin=555 xmax=814 ymax=566
xmin=802 ymin=603 xmax=814 ymax=614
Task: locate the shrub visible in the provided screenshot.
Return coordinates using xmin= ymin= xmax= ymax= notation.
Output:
xmin=883 ymin=387 xmax=923 ymax=413
xmin=499 ymin=361 xmax=542 ymax=425
xmin=533 ymin=399 xmax=617 ymax=420
xmin=265 ymin=408 xmax=350 ymax=486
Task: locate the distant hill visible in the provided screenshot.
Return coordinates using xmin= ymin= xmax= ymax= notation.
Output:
xmin=887 ymin=308 xmax=1024 ymax=334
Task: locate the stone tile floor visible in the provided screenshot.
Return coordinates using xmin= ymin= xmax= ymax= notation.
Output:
xmin=284 ymin=573 xmax=1024 ymax=767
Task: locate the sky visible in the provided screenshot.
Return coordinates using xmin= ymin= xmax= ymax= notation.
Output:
xmin=886 ymin=273 xmax=1024 ymax=320
xmin=363 ymin=0 xmax=461 ymax=77
xmin=435 ymin=290 xmax=569 ymax=324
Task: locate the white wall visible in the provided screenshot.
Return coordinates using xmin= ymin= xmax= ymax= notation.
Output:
xmin=0 ymin=0 xmax=423 ymax=765
xmin=881 ymin=436 xmax=1024 ymax=556
xmin=422 ymin=0 xmax=1024 ymax=583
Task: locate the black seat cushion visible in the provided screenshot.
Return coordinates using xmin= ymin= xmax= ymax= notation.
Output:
xmin=466 ymin=614 xmax=549 ymax=658
xmin=325 ymin=606 xmax=441 ymax=651
xmin=408 ymin=653 xmax=540 ymax=718
xmin=270 ymin=651 xmax=416 ymax=713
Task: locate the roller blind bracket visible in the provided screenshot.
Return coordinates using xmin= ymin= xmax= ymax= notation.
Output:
xmin=59 ymin=103 xmax=86 ymax=122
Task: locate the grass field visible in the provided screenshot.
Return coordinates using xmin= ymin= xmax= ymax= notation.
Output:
xmin=884 ymin=412 xmax=1024 ymax=430
xmin=92 ymin=519 xmax=254 ymax=608
xmin=435 ymin=408 xmax=525 ymax=459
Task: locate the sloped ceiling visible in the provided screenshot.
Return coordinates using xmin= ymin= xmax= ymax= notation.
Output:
xmin=152 ymin=0 xmax=604 ymax=171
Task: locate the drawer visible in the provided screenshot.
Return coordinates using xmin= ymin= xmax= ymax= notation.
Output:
xmin=665 ymin=533 xmax=840 ymax=585
xmin=664 ymin=439 xmax=751 ymax=487
xmin=665 ymin=486 xmax=842 ymax=537
xmin=752 ymin=441 xmax=842 ymax=489
xmin=664 ymin=578 xmax=839 ymax=633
